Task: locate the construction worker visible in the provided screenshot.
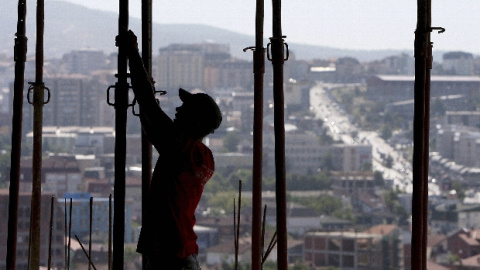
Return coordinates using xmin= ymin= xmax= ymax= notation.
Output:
xmin=119 ymin=29 xmax=222 ymax=270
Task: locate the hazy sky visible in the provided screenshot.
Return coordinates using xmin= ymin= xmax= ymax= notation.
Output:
xmin=60 ymin=0 xmax=480 ymax=54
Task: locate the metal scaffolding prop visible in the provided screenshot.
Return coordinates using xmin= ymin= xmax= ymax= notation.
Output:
xmin=110 ymin=0 xmax=130 ymax=268
xmin=411 ymin=0 xmax=444 ymax=269
xmin=243 ymin=0 xmax=265 ymax=269
xmin=270 ymin=0 xmax=288 ymax=269
xmin=6 ymin=0 xmax=28 ymax=269
xmin=141 ymin=0 xmax=153 ymax=269
xmin=28 ymin=0 xmax=50 ymax=268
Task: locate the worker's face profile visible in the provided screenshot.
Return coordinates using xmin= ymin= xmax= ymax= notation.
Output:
xmin=174 ymin=102 xmax=199 ymax=130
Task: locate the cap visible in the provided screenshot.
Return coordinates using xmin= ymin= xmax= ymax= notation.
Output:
xmin=179 ymin=88 xmax=222 ymax=131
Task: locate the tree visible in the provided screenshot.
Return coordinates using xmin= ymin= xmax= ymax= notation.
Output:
xmin=373 ymin=170 xmax=385 ymax=186
xmin=383 ymin=154 xmax=393 ymax=168
xmin=223 ymin=130 xmax=240 ymax=152
xmin=0 ymin=151 xmax=9 ymax=188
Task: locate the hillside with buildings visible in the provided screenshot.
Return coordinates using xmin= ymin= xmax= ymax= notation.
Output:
xmin=0 ymin=1 xmax=419 ymax=62
xmin=1 ymin=36 xmax=480 ymax=268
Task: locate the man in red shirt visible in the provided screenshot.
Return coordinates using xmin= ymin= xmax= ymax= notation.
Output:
xmin=120 ymin=30 xmax=222 ymax=270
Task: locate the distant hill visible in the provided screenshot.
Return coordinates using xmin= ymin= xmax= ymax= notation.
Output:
xmin=1 ymin=1 xmax=436 ymax=62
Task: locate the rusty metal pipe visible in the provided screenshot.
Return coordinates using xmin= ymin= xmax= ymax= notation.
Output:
xmin=271 ymin=0 xmax=287 ymax=269
xmin=141 ymin=1 xmax=153 ymax=269
xmin=411 ymin=0 xmax=430 ymax=269
xmin=112 ymin=0 xmax=129 ymax=268
xmin=6 ymin=0 xmax=28 ymax=269
xmin=28 ymin=0 xmax=46 ymax=267
xmin=250 ymin=1 xmax=265 ymax=269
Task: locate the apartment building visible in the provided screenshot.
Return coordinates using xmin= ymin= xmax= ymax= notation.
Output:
xmin=304 ymin=224 xmax=403 ymax=270
xmin=366 ymin=75 xmax=480 ymax=103
xmin=0 ymin=190 xmax=65 ymax=269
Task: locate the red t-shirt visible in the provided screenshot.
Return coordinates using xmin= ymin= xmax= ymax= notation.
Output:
xmin=137 ymin=135 xmax=214 ymax=259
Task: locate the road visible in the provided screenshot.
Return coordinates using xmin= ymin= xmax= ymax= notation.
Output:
xmin=309 ymin=82 xmax=440 ymax=196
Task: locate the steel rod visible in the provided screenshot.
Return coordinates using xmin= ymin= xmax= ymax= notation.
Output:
xmin=29 ymin=0 xmax=46 ymax=267
xmin=6 ymin=0 xmax=28 ymax=268
xmin=108 ymin=194 xmax=113 ymax=270
xmin=64 ymin=199 xmax=68 ymax=268
xmin=271 ymin=0 xmax=287 ymax=269
xmin=89 ymin=197 xmax=93 ymax=270
xmin=112 ymin=0 xmax=129 ymax=268
xmin=68 ymin=197 xmax=72 ymax=270
xmin=411 ymin=0 xmax=430 ymax=269
xmin=141 ymin=0 xmax=153 ymax=269
xmin=75 ymin=235 xmax=99 ymax=270
xmin=48 ymin=196 xmax=54 ymax=270
xmin=251 ymin=1 xmax=265 ymax=269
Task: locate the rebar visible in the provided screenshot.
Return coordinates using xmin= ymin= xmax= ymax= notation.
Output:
xmin=89 ymin=197 xmax=93 ymax=270
xmin=109 ymin=194 xmax=113 ymax=270
xmin=75 ymin=235 xmax=99 ymax=270
xmin=64 ymin=199 xmax=68 ymax=268
xmin=48 ymin=196 xmax=54 ymax=270
xmin=234 ymin=180 xmax=242 ymax=269
xmin=68 ymin=198 xmax=73 ymax=270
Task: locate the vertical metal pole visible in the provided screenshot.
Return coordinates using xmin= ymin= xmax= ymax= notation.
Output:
xmin=89 ymin=197 xmax=93 ymax=270
xmin=48 ymin=196 xmax=54 ymax=270
xmin=113 ymin=0 xmax=129 ymax=268
xmin=108 ymin=194 xmax=113 ymax=270
xmin=68 ymin=198 xmax=72 ymax=270
xmin=411 ymin=0 xmax=430 ymax=269
xmin=6 ymin=0 xmax=28 ymax=269
xmin=270 ymin=1 xmax=287 ymax=269
xmin=141 ymin=0 xmax=152 ymax=269
xmin=29 ymin=0 xmax=46 ymax=268
xmin=64 ymin=199 xmax=68 ymax=269
xmin=251 ymin=1 xmax=265 ymax=269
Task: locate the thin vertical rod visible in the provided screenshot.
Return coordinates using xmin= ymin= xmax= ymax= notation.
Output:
xmin=411 ymin=0 xmax=430 ymax=269
xmin=271 ymin=0 xmax=287 ymax=269
xmin=29 ymin=0 xmax=46 ymax=268
xmin=64 ymin=199 xmax=68 ymax=268
xmin=6 ymin=0 xmax=27 ymax=268
xmin=48 ymin=196 xmax=54 ymax=270
xmin=68 ymin=198 xmax=73 ymax=270
xmin=234 ymin=181 xmax=242 ymax=269
xmin=89 ymin=197 xmax=93 ymax=270
xmin=251 ymin=0 xmax=265 ymax=269
xmin=108 ymin=194 xmax=113 ymax=270
xmin=141 ymin=0 xmax=153 ymax=269
xmin=113 ymin=0 xmax=129 ymax=268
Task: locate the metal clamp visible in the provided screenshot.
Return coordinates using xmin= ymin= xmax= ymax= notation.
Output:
xmin=27 ymin=82 xmax=51 ymax=105
xmin=131 ymin=89 xmax=167 ymax=116
xmin=243 ymin=46 xmax=256 ymax=52
xmin=431 ymin=27 xmax=445 ymax=34
xmin=266 ymin=36 xmax=289 ymax=61
xmin=106 ymin=82 xmax=136 ymax=107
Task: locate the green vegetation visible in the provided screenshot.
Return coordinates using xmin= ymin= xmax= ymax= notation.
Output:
xmin=222 ymin=130 xmax=240 ymax=152
xmin=292 ymin=195 xmax=355 ymax=222
xmin=384 ymin=189 xmax=409 ymax=222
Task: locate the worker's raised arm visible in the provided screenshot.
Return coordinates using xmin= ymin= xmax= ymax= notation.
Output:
xmin=117 ymin=29 xmax=174 ymax=147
